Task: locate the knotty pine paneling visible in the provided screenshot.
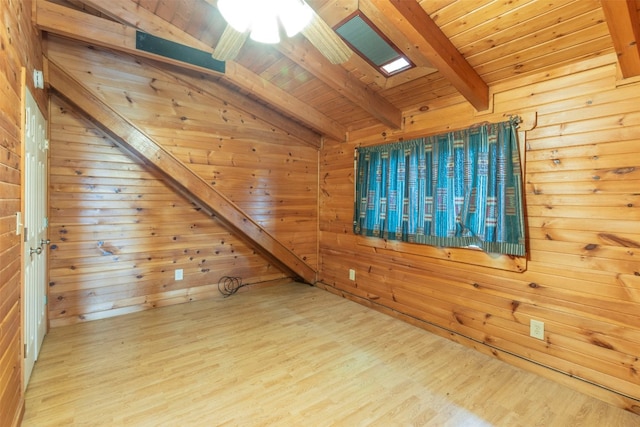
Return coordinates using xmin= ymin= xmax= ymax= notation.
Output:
xmin=0 ymin=0 xmax=45 ymax=425
xmin=47 ymin=36 xmax=318 ymax=272
xmin=48 ymin=94 xmax=302 ymax=326
xmin=319 ymin=54 xmax=640 ymax=409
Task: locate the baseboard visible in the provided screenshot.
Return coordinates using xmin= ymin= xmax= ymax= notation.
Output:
xmin=12 ymin=398 xmax=25 ymax=427
xmin=314 ymin=281 xmax=640 ymax=415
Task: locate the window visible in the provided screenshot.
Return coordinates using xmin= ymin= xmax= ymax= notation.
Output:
xmin=334 ymin=13 xmax=414 ymax=77
xmin=354 ymin=118 xmax=526 ymax=256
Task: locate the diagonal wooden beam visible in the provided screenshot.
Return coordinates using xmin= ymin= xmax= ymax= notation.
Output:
xmin=276 ymin=36 xmax=403 ymax=129
xmin=208 ymin=4 xmax=400 ymax=129
xmin=76 ymin=0 xmax=346 ymax=141
xmin=382 ymin=0 xmax=489 ymax=112
xmin=171 ymin=0 xmax=399 ymax=129
xmin=78 ymin=0 xmax=205 ymax=48
xmin=36 ymin=0 xmax=344 ymax=142
xmin=47 ymin=58 xmax=317 ymax=284
xmin=358 ymin=0 xmax=435 ymax=72
xmin=600 ymin=0 xmax=640 ymax=79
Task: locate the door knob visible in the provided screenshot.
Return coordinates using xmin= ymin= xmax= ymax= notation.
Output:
xmin=30 ymin=247 xmax=42 ymax=255
xmin=41 ymin=239 xmax=51 ymax=246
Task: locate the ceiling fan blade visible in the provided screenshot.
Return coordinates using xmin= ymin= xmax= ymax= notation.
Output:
xmin=302 ymin=12 xmax=352 ymax=64
xmin=212 ymin=25 xmax=249 ymax=61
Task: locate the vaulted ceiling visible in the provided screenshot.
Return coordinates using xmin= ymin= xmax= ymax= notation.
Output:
xmin=37 ymin=0 xmax=640 ymax=144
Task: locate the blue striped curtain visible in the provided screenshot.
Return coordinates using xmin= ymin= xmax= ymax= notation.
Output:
xmin=354 ymin=118 xmax=525 ymax=256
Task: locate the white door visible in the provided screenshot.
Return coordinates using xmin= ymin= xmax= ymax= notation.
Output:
xmin=23 ymin=84 xmax=48 ymax=389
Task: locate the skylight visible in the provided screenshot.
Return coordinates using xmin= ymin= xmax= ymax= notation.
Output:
xmin=382 ymin=57 xmax=411 ymax=74
xmin=334 ymin=12 xmax=413 ymax=77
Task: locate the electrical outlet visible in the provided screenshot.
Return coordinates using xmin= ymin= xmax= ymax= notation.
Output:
xmin=349 ymin=269 xmax=356 ymax=281
xmin=175 ymin=269 xmax=183 ymax=281
xmin=530 ymin=319 xmax=545 ymax=340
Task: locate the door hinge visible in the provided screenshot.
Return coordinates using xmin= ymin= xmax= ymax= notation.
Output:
xmin=44 ymin=139 xmax=50 ymax=150
xmin=44 ymin=295 xmax=48 ymax=305
xmin=24 ymin=344 xmax=27 ymax=358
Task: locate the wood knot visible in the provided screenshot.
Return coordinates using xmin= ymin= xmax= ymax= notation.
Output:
xmin=590 ymin=337 xmax=614 ymax=350
xmin=598 ymin=233 xmax=640 ymax=248
xmin=613 ymin=167 xmax=635 ymax=175
xmin=453 ymin=313 xmax=464 ymax=325
xmin=511 ymin=300 xmax=520 ymax=313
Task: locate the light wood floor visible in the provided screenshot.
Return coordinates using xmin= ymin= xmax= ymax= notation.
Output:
xmin=23 ymin=282 xmax=638 ymax=426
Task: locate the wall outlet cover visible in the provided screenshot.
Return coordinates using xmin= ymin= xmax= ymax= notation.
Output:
xmin=530 ymin=319 xmax=545 ymax=340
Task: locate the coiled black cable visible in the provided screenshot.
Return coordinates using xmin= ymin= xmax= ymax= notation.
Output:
xmin=218 ymin=276 xmax=244 ymax=297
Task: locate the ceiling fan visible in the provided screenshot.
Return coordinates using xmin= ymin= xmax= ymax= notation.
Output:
xmin=208 ymin=0 xmax=352 ymax=64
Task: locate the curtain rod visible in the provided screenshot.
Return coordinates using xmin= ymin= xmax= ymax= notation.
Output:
xmin=356 ymin=115 xmax=522 ymax=152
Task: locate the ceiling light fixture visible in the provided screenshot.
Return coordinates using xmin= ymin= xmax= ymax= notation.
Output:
xmin=217 ymin=0 xmax=313 ymax=44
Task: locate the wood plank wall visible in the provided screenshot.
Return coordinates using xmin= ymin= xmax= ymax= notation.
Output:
xmin=0 ymin=0 xmax=45 ymax=425
xmin=47 ymin=36 xmax=318 ymax=326
xmin=318 ymin=55 xmax=640 ymax=410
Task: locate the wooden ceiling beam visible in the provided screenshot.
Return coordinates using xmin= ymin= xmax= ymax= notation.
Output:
xmin=381 ymin=0 xmax=489 ymax=112
xmin=359 ymin=0 xmax=433 ymax=72
xmin=205 ymin=0 xmax=401 ymax=129
xmin=357 ymin=0 xmax=437 ymax=87
xmin=276 ymin=37 xmax=403 ymax=129
xmin=76 ymin=0 xmax=345 ymax=141
xmin=36 ymin=0 xmax=344 ymax=142
xmin=67 ymin=0 xmax=403 ymax=132
xmin=600 ymin=0 xmax=640 ymax=79
xmin=47 ymin=58 xmax=317 ymax=284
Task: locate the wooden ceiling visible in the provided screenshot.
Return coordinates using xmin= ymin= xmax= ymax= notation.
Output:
xmin=37 ymin=0 xmax=640 ymax=142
